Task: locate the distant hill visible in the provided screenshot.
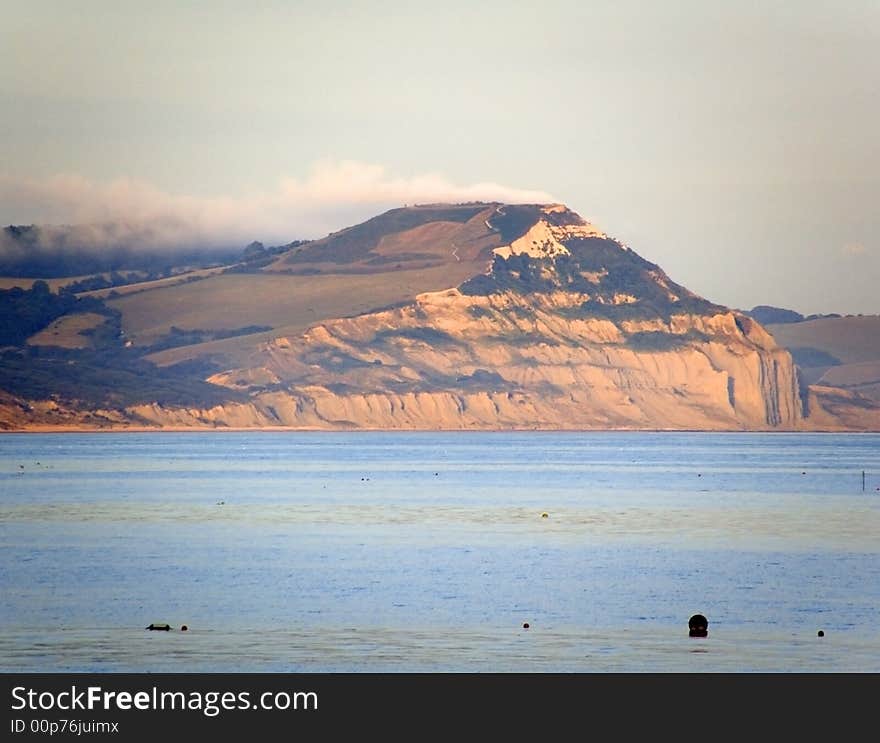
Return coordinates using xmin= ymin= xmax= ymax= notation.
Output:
xmin=745 ymin=305 xmax=804 ymax=325
xmin=1 ymin=202 xmax=878 ymax=431
xmin=743 ymin=305 xmax=846 ymax=325
xmin=765 ymin=316 xmax=880 ymax=404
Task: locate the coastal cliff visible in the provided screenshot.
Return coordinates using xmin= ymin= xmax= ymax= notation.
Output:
xmin=2 ymin=203 xmax=877 ymax=431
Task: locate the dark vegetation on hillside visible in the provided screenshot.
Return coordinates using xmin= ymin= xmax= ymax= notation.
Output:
xmin=60 ymin=271 xmax=151 ymax=293
xmin=0 ymin=281 xmax=114 ymax=346
xmin=460 ymin=236 xmax=722 ymax=321
xmin=0 ymin=347 xmax=239 ymax=408
xmin=224 ymin=240 xmax=309 ymax=273
xmin=143 ymin=325 xmax=273 ymax=353
xmin=745 ymin=305 xmax=845 ymax=324
xmin=746 ymin=305 xmax=805 ymax=325
xmin=0 ymin=282 xmax=238 ymax=408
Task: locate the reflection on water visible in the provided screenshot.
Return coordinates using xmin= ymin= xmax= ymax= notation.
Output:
xmin=0 ymin=625 xmax=874 ymax=673
xmin=1 ymin=431 xmax=879 ymax=672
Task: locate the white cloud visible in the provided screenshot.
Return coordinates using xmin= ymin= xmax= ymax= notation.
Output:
xmin=0 ymin=161 xmax=556 ymax=252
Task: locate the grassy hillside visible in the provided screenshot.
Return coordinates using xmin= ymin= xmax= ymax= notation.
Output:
xmin=109 ymin=206 xmax=508 ymax=366
xmin=767 ymin=316 xmax=880 ymax=364
xmin=110 ymin=262 xmax=489 ymax=357
xmin=273 ymin=203 xmax=494 ymax=268
xmin=27 ymin=312 xmax=109 ymax=349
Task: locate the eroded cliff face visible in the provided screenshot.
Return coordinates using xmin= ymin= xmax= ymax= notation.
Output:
xmin=123 ymin=206 xmax=813 ymax=430
xmin=5 ymin=203 xmax=876 ymax=431
xmin=159 ymin=286 xmax=800 ymax=430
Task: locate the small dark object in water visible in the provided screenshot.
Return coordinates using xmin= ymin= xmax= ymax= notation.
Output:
xmin=522 ymin=622 xmax=530 ymax=629
xmin=146 ymin=623 xmax=171 ymax=631
xmin=817 ymin=630 xmax=824 ymax=637
xmin=688 ymin=614 xmax=708 ymax=637
xmin=181 ymin=625 xmax=189 ymax=631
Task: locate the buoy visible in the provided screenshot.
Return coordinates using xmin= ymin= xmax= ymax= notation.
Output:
xmin=181 ymin=625 xmax=189 ymax=632
xmin=688 ymin=614 xmax=708 ymax=637
xmin=817 ymin=630 xmax=824 ymax=637
xmin=146 ymin=623 xmax=171 ymax=631
xmin=522 ymin=622 xmax=530 ymax=629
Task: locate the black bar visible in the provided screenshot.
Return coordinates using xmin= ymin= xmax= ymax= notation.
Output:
xmin=2 ymin=673 xmax=873 ymax=737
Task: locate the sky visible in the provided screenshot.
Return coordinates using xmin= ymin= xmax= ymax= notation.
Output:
xmin=1 ymin=0 xmax=877 ymax=315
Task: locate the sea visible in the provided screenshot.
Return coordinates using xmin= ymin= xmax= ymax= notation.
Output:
xmin=1 ymin=431 xmax=878 ymax=673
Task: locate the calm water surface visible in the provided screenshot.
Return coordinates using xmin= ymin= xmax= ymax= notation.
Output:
xmin=1 ymin=431 xmax=878 ymax=672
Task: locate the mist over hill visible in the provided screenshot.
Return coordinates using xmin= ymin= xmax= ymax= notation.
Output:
xmin=0 ymin=223 xmax=281 ymax=278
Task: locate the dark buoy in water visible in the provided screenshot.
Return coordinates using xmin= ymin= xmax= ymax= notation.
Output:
xmin=522 ymin=622 xmax=530 ymax=629
xmin=181 ymin=625 xmax=189 ymax=632
xmin=818 ymin=630 xmax=824 ymax=637
xmin=688 ymin=614 xmax=708 ymax=637
xmin=146 ymin=623 xmax=171 ymax=631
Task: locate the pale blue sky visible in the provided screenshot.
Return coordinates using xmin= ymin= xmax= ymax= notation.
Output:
xmin=1 ymin=0 xmax=877 ymax=314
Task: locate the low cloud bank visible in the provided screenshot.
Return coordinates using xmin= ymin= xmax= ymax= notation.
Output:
xmin=0 ymin=161 xmax=555 ymax=269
